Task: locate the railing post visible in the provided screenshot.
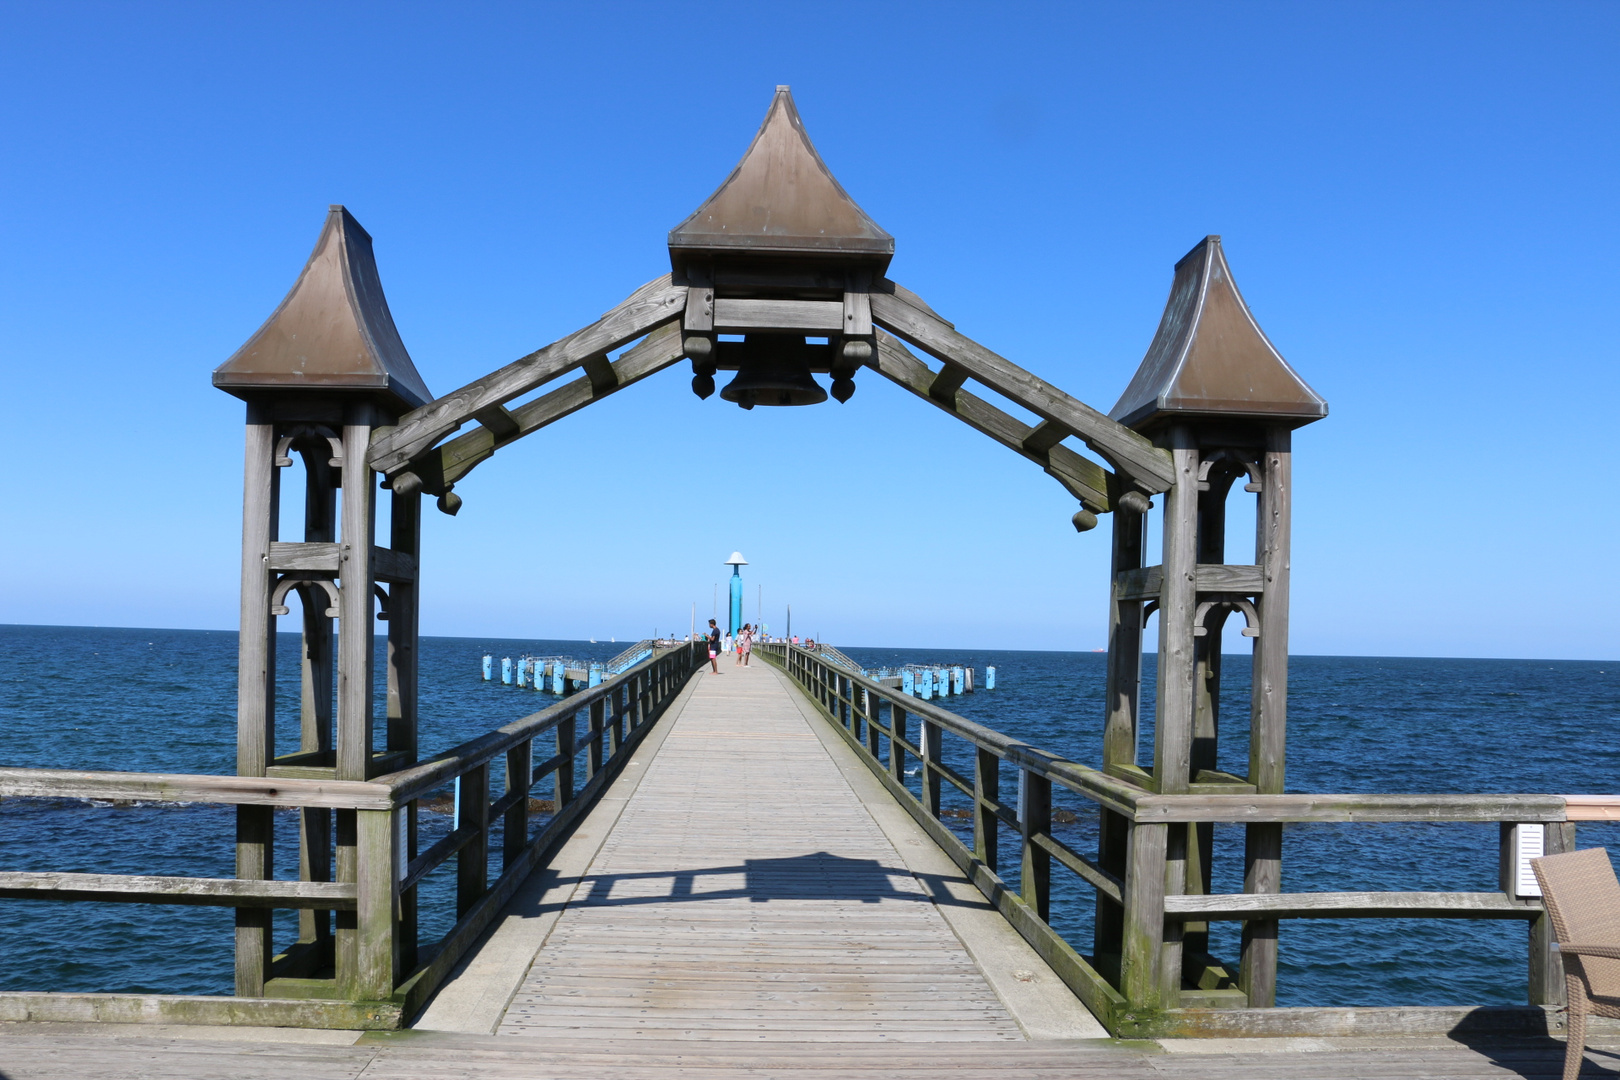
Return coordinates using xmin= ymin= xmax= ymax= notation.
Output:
xmin=587 ymin=697 xmax=606 ymax=779
xmin=556 ymin=710 xmax=576 ymax=807
xmin=608 ymin=686 xmax=624 ymax=756
xmin=921 ymin=717 xmax=942 ymax=819
xmin=890 ymin=703 xmax=907 ymax=787
xmin=1526 ymin=821 xmax=1575 ymax=1005
xmin=456 ymin=763 xmax=489 ymax=917
xmin=1020 ymin=770 xmax=1051 ymax=922
xmin=864 ymin=689 xmax=880 ymax=758
xmin=1120 ymin=821 xmax=1167 ymax=1014
xmin=974 ymin=748 xmax=999 ymax=874
xmin=505 ymin=739 xmax=531 ymax=868
xmin=352 ymin=807 xmax=399 ymax=999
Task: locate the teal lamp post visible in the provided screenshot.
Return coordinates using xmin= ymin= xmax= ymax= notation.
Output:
xmin=725 ymin=552 xmax=748 ymax=636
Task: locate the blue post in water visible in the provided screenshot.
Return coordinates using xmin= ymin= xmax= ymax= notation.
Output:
xmin=552 ymin=663 xmax=565 ymax=695
xmin=516 ymin=659 xmax=527 ymax=688
xmin=501 ymin=657 xmax=512 ymax=685
xmin=920 ymin=669 xmax=934 ymax=701
xmin=986 ymin=665 xmax=996 ymax=690
xmin=725 ymin=551 xmax=748 ymax=637
xmin=482 ymin=655 xmax=492 ymax=681
xmin=953 ymin=667 xmax=964 ymax=695
xmin=589 ymin=663 xmax=602 ymax=687
xmin=902 ymin=670 xmax=915 ymax=696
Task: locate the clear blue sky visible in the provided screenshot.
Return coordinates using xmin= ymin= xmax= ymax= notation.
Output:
xmin=1 ymin=2 xmax=1615 ymax=659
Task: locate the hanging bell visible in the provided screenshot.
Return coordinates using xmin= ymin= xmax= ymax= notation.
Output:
xmin=719 ymin=336 xmax=828 ymax=408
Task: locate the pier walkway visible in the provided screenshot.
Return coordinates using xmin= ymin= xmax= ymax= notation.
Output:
xmin=4 ymin=663 xmax=1620 ymax=1077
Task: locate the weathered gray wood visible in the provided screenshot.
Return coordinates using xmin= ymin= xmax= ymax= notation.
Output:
xmin=471 ymin=403 xmax=521 ymax=440
xmin=1020 ymin=771 xmax=1051 ymax=922
xmin=973 ymin=747 xmax=998 ymax=874
xmin=406 ymin=321 xmax=686 ymax=493
xmin=0 ymin=768 xmax=393 ymax=809
xmin=1119 ymin=821 xmax=1167 ymax=1012
xmin=0 ymin=992 xmax=402 ymax=1028
xmin=1134 ymin=791 xmax=1570 ymax=823
xmin=456 ymin=763 xmax=489 ymax=917
xmin=353 ymin=809 xmax=397 ymax=1000
xmin=338 ymin=401 xmax=377 ymax=781
xmin=1164 ymin=891 xmax=1544 ymax=920
xmin=1116 ymin=563 xmax=1264 ymax=601
xmin=0 ymin=872 xmax=357 ymax=908
xmin=1153 ymin=429 xmax=1199 ymax=798
xmin=367 ymin=275 xmax=686 ymax=475
xmin=1531 ymin=821 xmax=1576 ymax=1005
xmin=869 ymin=330 xmax=1110 ymax=508
xmin=504 ymin=740 xmax=531 ymax=868
xmin=711 ymin=296 xmax=843 ymax=331
xmin=870 ymin=283 xmax=1175 ymax=491
xmin=1242 ymin=425 xmax=1291 ymax=1007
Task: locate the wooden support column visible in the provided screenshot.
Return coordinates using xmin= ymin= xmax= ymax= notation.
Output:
xmin=295 ymin=441 xmax=337 ymax=953
xmin=1120 ymin=821 xmax=1167 ymax=1011
xmin=1185 ymin=467 xmax=1233 ymax=964
xmin=234 ymin=402 xmax=278 ymax=997
xmin=386 ymin=488 xmax=421 ymax=762
xmin=1241 ymin=426 xmax=1290 ymax=1007
xmin=1152 ymin=427 xmax=1199 ymax=1008
xmin=1096 ymin=501 xmax=1144 ymax=978
xmin=352 ymin=808 xmax=398 ymax=1000
xmin=335 ymin=401 xmax=378 ymax=992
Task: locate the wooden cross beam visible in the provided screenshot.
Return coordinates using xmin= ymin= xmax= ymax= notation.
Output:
xmin=368 ymin=274 xmax=688 ymax=477
xmin=870 ymin=330 xmax=1111 ymax=512
xmin=871 ymin=280 xmax=1175 ymax=493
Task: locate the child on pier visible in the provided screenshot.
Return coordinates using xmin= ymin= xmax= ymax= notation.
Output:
xmin=735 ymin=624 xmax=753 ymax=667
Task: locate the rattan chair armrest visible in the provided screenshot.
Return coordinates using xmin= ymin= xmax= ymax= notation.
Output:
xmin=1557 ymin=943 xmax=1620 ymax=959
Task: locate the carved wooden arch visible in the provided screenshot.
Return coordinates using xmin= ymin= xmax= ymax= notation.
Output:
xmin=367 ymin=275 xmax=1175 ymax=523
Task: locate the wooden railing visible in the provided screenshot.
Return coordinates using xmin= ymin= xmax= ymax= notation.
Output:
xmin=760 ymin=642 xmax=1618 ymax=1038
xmin=0 ymin=641 xmax=705 ymax=1029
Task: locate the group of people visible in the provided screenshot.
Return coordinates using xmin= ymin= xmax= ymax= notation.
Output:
xmin=705 ymin=620 xmax=755 ymax=673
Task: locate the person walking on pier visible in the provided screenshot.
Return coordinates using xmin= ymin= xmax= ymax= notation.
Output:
xmin=707 ymin=619 xmax=721 ymax=674
xmin=736 ymin=624 xmax=753 ymax=667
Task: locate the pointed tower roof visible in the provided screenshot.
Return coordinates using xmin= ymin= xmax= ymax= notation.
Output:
xmin=1110 ymin=237 xmax=1326 ymax=432
xmin=669 ymin=87 xmax=893 ymax=274
xmin=214 ymin=205 xmax=433 ymax=413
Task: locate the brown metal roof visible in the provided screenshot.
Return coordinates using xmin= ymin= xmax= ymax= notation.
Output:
xmin=214 ymin=205 xmax=433 ymax=412
xmin=1109 ymin=236 xmax=1326 ymax=431
xmin=669 ymin=87 xmax=893 ymax=273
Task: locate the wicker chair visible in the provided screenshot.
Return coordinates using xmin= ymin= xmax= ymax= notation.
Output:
xmin=1532 ymin=847 xmax=1620 ymax=1080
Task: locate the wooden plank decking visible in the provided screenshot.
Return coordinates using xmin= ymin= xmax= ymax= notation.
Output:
xmin=497 ymin=661 xmax=1024 ymax=1042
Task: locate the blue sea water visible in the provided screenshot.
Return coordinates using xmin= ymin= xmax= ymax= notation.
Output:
xmin=1 ymin=624 xmax=1615 ymax=1008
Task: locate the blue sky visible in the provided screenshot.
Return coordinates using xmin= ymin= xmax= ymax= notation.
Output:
xmin=1 ymin=2 xmax=1615 ymax=658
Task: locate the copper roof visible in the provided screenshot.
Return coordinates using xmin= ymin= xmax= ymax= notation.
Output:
xmin=1110 ymin=236 xmax=1326 ymax=431
xmin=669 ymin=87 xmax=893 ymax=273
xmin=214 ymin=205 xmax=433 ymax=412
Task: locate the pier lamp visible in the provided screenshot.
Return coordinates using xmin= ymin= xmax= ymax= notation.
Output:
xmin=725 ymin=552 xmax=748 ymax=637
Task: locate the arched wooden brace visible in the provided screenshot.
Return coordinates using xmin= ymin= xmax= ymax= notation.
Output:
xmin=366 ymin=277 xmax=1174 ymax=507
xmin=270 ymin=576 xmax=340 ymax=618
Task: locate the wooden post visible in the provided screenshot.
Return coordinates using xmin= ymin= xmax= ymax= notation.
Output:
xmin=1120 ymin=821 xmax=1167 ymax=1012
xmin=456 ymin=762 xmax=489 ymax=916
xmin=386 ymin=487 xmax=421 ymax=763
xmin=294 ymin=433 xmax=338 ymax=954
xmin=1097 ymin=499 xmax=1144 ymax=978
xmin=1020 ymin=770 xmax=1051 ymax=922
xmin=1151 ymin=427 xmax=1198 ymax=1010
xmin=921 ymin=719 xmax=943 ymax=819
xmin=556 ymin=710 xmax=575 ymax=807
xmin=352 ymin=808 xmax=398 ymax=1000
xmin=505 ymin=739 xmax=531 ymax=868
xmin=1241 ymin=426 xmax=1290 ymax=1007
xmin=974 ymin=747 xmax=999 ymax=874
xmin=1186 ymin=466 xmax=1234 ymax=964
xmin=234 ymin=402 xmax=278 ymax=997
xmin=587 ymin=697 xmax=606 ymax=780
xmin=889 ymin=703 xmax=907 ymax=787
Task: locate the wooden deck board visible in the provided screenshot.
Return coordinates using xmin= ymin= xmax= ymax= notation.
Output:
xmin=493 ymin=663 xmax=1024 ymax=1042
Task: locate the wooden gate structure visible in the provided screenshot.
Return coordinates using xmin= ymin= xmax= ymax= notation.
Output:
xmin=5 ymin=86 xmax=1614 ymax=1038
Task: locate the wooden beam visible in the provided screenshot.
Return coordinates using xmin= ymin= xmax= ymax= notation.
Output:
xmin=368 ymin=274 xmax=686 ymax=475
xmin=1165 ymin=891 xmax=1541 ymax=921
xmin=1021 ymin=420 xmax=1070 ymax=455
xmin=0 ymin=872 xmax=357 ymax=910
xmin=408 ymin=322 xmax=686 ymax=493
xmin=927 ymin=362 xmax=970 ymax=404
xmin=1133 ymin=792 xmax=1570 ymax=824
xmin=871 ymin=282 xmax=1175 ymax=491
xmin=871 ymin=331 xmax=1110 ymax=509
xmin=711 ymin=297 xmax=843 ymax=332
xmin=1116 ymin=563 xmax=1266 ymax=601
xmin=0 ymin=767 xmax=392 ymax=810
xmin=471 ymin=404 xmax=520 ymax=441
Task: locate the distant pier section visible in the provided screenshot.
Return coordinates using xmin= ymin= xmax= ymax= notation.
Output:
xmin=483 ymin=639 xmax=658 ymax=694
xmin=807 ymin=643 xmax=995 ymax=700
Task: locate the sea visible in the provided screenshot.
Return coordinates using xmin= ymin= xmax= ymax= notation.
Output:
xmin=1 ymin=623 xmax=1614 ymax=1009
